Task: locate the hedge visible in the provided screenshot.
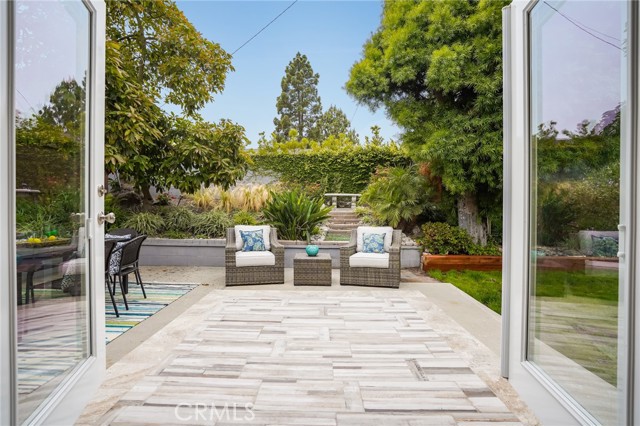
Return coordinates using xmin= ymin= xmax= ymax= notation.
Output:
xmin=251 ymin=146 xmax=411 ymax=193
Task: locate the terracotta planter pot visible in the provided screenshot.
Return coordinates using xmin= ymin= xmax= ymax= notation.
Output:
xmin=422 ymin=254 xmax=502 ymax=272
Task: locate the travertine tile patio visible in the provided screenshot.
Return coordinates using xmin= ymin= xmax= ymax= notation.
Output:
xmin=79 ymin=285 xmax=537 ymax=425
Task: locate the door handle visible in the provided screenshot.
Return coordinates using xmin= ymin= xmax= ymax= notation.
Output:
xmin=97 ymin=212 xmax=116 ymax=225
xmin=617 ymin=224 xmax=625 ymax=259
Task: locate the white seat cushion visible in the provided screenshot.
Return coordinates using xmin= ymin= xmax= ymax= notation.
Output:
xmin=356 ymin=226 xmax=393 ymax=252
xmin=235 ymin=225 xmax=271 ymax=251
xmin=349 ymin=252 xmax=390 ymax=269
xmin=235 ymin=251 xmax=276 ymax=267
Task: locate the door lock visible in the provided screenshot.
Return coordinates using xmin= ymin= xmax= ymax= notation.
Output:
xmin=98 ymin=185 xmax=108 ymax=197
xmin=97 ymin=212 xmax=116 ymax=225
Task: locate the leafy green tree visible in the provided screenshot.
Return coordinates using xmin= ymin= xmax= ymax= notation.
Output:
xmin=316 ymin=105 xmax=358 ymax=142
xmin=39 ymin=78 xmax=85 ymax=140
xmin=346 ymin=0 xmax=508 ymax=244
xmin=364 ymin=125 xmax=385 ymax=146
xmin=273 ymin=52 xmax=322 ymax=141
xmin=105 ymin=0 xmax=248 ymax=197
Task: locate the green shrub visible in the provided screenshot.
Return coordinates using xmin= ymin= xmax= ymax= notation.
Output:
xmin=251 ymin=145 xmax=411 ymax=193
xmin=163 ymin=207 xmax=196 ymax=233
xmin=468 ymin=243 xmax=502 ymax=256
xmin=354 ymin=205 xmax=383 ymax=226
xmin=233 ymin=210 xmax=258 ymax=225
xmin=192 ymin=210 xmax=232 ymax=238
xmin=537 ymin=186 xmax=577 ymax=246
xmin=155 ymin=192 xmax=172 ymax=206
xmin=360 ymin=166 xmax=432 ymax=230
xmin=162 ymin=230 xmax=190 ymax=239
xmin=417 ymin=222 xmax=474 ymax=255
xmin=17 ymin=189 xmax=82 ymax=237
xmin=122 ymin=212 xmax=165 ymax=236
xmin=262 ymin=190 xmax=331 ymax=241
xmin=104 ymin=193 xmax=126 ymax=231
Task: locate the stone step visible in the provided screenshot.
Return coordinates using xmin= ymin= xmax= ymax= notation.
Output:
xmin=327 ymin=223 xmax=362 ymax=230
xmin=329 ymin=215 xmax=360 ymax=222
xmin=326 ymin=218 xmax=361 ymax=225
xmin=328 ymin=217 xmax=360 ymax=221
xmin=326 ymin=222 xmax=362 ymax=229
xmin=329 ymin=209 xmax=358 ymax=216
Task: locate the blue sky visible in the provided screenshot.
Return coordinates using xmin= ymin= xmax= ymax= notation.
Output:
xmin=177 ymin=0 xmax=400 ymax=146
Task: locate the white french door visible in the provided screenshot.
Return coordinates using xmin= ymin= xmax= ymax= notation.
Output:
xmin=504 ymin=0 xmax=638 ymax=424
xmin=0 ymin=1 xmax=106 ymax=424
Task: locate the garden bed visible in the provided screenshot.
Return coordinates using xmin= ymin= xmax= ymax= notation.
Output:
xmin=422 ymin=254 xmax=502 ymax=272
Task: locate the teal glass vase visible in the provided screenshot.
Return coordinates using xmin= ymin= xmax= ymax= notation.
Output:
xmin=305 ymin=244 xmax=319 ymax=257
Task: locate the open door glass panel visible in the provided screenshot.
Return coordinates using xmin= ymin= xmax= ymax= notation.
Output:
xmin=14 ymin=1 xmax=91 ymax=423
xmin=527 ymin=1 xmax=628 ymax=424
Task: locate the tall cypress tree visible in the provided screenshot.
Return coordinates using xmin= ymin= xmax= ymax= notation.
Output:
xmin=274 ymin=52 xmax=322 ymax=141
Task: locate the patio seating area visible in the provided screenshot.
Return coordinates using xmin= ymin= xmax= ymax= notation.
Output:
xmin=78 ymin=266 xmax=539 ymax=425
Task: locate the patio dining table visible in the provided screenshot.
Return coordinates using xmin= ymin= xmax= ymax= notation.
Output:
xmin=16 ymin=244 xmax=76 ymax=305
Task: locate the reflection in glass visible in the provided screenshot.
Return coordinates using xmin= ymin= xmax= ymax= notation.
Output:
xmin=528 ymin=1 xmax=626 ymax=424
xmin=14 ymin=1 xmax=90 ymax=423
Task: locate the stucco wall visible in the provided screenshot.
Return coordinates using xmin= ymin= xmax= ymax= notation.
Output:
xmin=139 ymin=238 xmax=421 ymax=269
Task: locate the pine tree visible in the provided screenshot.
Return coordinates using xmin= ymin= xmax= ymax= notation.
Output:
xmin=274 ymin=52 xmax=322 ymax=141
xmin=316 ymin=105 xmax=359 ymax=142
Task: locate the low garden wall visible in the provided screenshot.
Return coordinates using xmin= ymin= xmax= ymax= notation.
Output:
xmin=139 ymin=238 xmax=421 ymax=269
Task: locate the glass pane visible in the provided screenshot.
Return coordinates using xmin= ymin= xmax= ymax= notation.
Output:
xmin=528 ymin=1 xmax=627 ymax=424
xmin=14 ymin=1 xmax=90 ymax=422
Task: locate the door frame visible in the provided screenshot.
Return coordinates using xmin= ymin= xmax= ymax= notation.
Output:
xmin=0 ymin=1 xmax=106 ymax=424
xmin=503 ymin=1 xmax=639 ymax=425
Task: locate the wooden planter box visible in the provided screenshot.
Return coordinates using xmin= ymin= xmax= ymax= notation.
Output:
xmin=536 ymin=256 xmax=618 ymax=271
xmin=422 ymin=254 xmax=502 ymax=272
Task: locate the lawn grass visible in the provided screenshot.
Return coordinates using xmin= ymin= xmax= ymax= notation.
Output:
xmin=428 ymin=270 xmax=503 ymax=314
xmin=429 ymin=267 xmax=619 ymax=386
xmin=428 ymin=268 xmax=619 ymax=315
xmin=534 ymin=269 xmax=618 ymax=302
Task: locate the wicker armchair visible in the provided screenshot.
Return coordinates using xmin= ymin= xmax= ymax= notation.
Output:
xmin=340 ymin=228 xmax=402 ymax=288
xmin=225 ymin=227 xmax=285 ymax=286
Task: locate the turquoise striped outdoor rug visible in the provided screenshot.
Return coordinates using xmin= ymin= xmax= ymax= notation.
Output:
xmin=17 ymin=282 xmax=196 ymax=396
xmin=106 ymin=282 xmax=197 ymax=343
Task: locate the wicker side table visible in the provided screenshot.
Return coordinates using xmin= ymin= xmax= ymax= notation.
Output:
xmin=293 ymin=253 xmax=332 ymax=286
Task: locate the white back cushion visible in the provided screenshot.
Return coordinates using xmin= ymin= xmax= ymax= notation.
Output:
xmin=235 ymin=225 xmax=271 ymax=251
xmin=356 ymin=226 xmax=393 ymax=252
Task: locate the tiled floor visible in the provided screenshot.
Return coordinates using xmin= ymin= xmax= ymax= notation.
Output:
xmin=80 ymin=285 xmax=536 ymax=425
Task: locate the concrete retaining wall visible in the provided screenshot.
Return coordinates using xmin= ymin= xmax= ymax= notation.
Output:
xmin=139 ymin=238 xmax=421 ymax=269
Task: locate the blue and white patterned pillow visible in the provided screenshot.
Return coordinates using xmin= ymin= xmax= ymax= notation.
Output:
xmin=240 ymin=229 xmax=266 ymax=252
xmin=362 ymin=233 xmax=386 ymax=254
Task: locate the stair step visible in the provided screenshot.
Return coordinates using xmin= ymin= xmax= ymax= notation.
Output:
xmin=329 ymin=210 xmax=358 ymax=216
xmin=329 ymin=217 xmax=360 ymax=223
xmin=327 ymin=220 xmax=361 ymax=225
xmin=327 ymin=223 xmax=362 ymax=230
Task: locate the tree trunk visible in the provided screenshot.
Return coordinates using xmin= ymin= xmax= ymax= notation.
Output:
xmin=457 ymin=192 xmax=488 ymax=246
xmin=142 ymin=186 xmax=153 ymax=202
